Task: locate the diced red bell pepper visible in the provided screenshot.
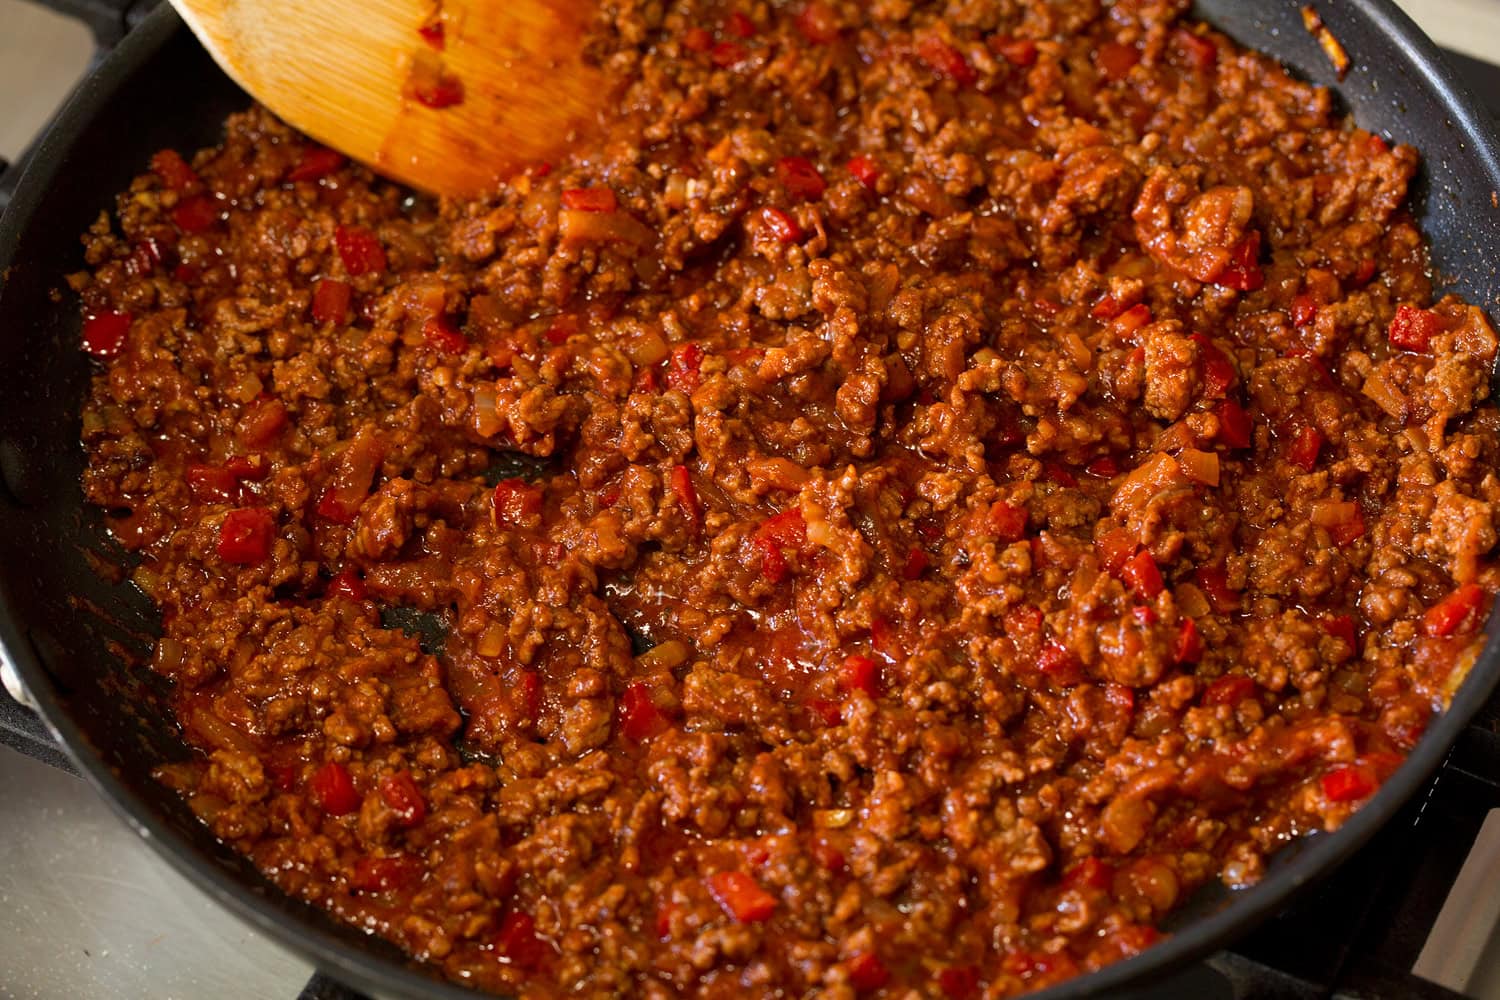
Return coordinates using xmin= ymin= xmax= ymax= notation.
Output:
xmin=1095 ymin=41 xmax=1139 ymax=81
xmin=151 ymin=149 xmax=199 ymax=193
xmin=126 ymin=237 xmax=163 ymax=278
xmin=1106 ymin=682 xmax=1135 ymax=715
xmin=991 ymin=35 xmax=1038 ymax=67
xmin=847 ymin=155 xmax=880 ymax=190
xmin=1095 ymin=528 xmax=1136 ymax=576
xmin=761 ymin=206 xmax=804 ymax=244
xmin=1389 ymin=304 xmax=1442 ymax=353
xmin=495 ymin=910 xmax=549 ymax=970
xmin=1217 ymin=232 xmax=1264 ymax=291
xmin=937 ymin=964 xmax=982 ymax=999
xmin=839 ymin=654 xmax=880 ymax=697
xmin=1320 ymin=613 xmax=1356 ymax=650
xmin=311 ymin=760 xmax=361 ymax=814
xmin=1202 ymin=674 xmax=1256 ymax=707
xmin=1286 ymin=424 xmax=1323 ymax=471
xmin=670 ymin=465 xmax=700 ymax=529
xmin=989 ymin=500 xmax=1028 ymax=543
xmin=1322 ymin=763 xmax=1377 ymax=803
xmin=1215 ymin=399 xmax=1253 ymax=449
xmin=847 ymin=952 xmax=890 ymax=992
xmin=1043 ymin=461 xmax=1078 ymax=488
xmin=683 ymin=26 xmax=713 ymax=52
xmin=422 ymin=316 xmax=467 ymax=354
xmin=218 ymin=507 xmax=275 ymax=564
xmin=726 ymin=11 xmax=756 ymax=38
xmin=562 ymin=187 xmax=618 ymax=213
xmin=619 ymin=682 xmax=670 ymax=741
xmin=1038 ymin=639 xmax=1083 ymax=686
xmin=1323 ymin=503 xmax=1366 ymax=545
xmin=1354 ymin=259 xmax=1377 ymax=285
xmin=1291 ymin=294 xmax=1319 ymax=329
xmin=237 ymin=397 xmax=288 ymax=448
xmin=794 ymin=1 xmax=840 ymax=43
xmin=806 ymin=697 xmax=843 ymax=726
xmin=1173 ymin=28 xmax=1218 ymax=72
xmin=287 ymin=146 xmax=345 ymax=183
xmin=1423 ymin=583 xmax=1486 ymax=638
xmin=1194 ymin=565 xmax=1240 ymax=613
xmin=757 ymin=539 xmax=789 ymax=583
xmin=492 ymin=477 xmax=543 ymax=526
xmin=666 ymin=342 xmax=704 ymax=392
xmin=902 ymin=546 xmax=930 ymax=580
xmin=311 ymin=278 xmax=352 ymax=325
xmin=82 ymin=311 xmax=132 ymax=357
xmin=413 ymin=72 xmax=464 ymax=108
xmin=1120 ymin=549 xmax=1164 ymax=599
xmin=172 ymin=195 xmax=221 ymax=234
xmin=417 ymin=19 xmax=445 ymax=49
xmin=516 ymin=670 xmax=542 ymax=721
xmin=709 ymin=40 xmax=749 ymax=67
xmin=810 ymin=837 xmax=845 ymax=872
xmin=328 ymin=568 xmax=367 ymax=601
xmin=777 ymin=156 xmax=826 ymax=200
xmin=1062 ymin=856 xmax=1114 ymax=891
xmin=870 ymin=617 xmax=902 ymax=661
xmin=1174 ymin=618 xmax=1203 ymax=664
xmin=1086 ymin=456 xmax=1122 ymax=478
xmin=655 ymin=902 xmax=678 ymax=940
xmin=334 ymin=225 xmax=386 ymax=276
xmin=1191 ymin=334 xmax=1237 ymax=398
xmin=350 ymin=854 xmax=422 ymax=893
xmin=706 ymin=871 xmax=776 ymax=923
xmin=187 ymin=464 xmax=239 ymax=503
xmin=378 ymin=771 xmax=427 ymax=827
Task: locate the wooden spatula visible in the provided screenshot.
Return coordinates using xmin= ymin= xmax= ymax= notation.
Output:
xmin=169 ymin=0 xmax=607 ymax=198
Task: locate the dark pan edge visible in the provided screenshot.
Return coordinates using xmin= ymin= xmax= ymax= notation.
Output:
xmin=0 ymin=6 xmax=491 ymax=1000
xmin=0 ymin=1 xmax=1496 ymax=998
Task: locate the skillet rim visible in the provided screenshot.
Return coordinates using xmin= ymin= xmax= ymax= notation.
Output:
xmin=0 ymin=1 xmax=1497 ymax=997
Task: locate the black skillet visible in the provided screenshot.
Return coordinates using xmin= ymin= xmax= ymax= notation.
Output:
xmin=0 ymin=2 xmax=1498 ymax=998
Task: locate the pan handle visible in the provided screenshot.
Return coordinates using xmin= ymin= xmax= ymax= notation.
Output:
xmin=0 ymin=0 xmax=163 ymax=216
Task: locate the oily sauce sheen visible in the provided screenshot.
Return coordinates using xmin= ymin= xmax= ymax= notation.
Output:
xmin=72 ymin=1 xmax=1500 ymax=996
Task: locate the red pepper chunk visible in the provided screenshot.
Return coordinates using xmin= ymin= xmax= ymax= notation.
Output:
xmin=1202 ymin=674 xmax=1256 ymax=707
xmin=172 ymin=195 xmax=221 ymax=234
xmin=1174 ymin=618 xmax=1203 ymax=664
xmin=709 ymin=40 xmax=748 ymax=67
xmin=839 ymin=654 xmax=880 ymax=697
xmin=1389 ymin=304 xmax=1442 ymax=353
xmin=287 ymin=145 xmax=345 ymax=182
xmin=671 ymin=465 xmax=700 ymax=527
xmin=847 ymin=155 xmax=880 ymax=190
xmin=902 ymin=547 xmax=930 ymax=580
xmin=761 ymin=206 xmax=804 ymax=244
xmin=1191 ymin=334 xmax=1237 ymax=398
xmin=1038 ymin=640 xmax=1083 ymax=686
xmin=311 ymin=278 xmax=352 ymax=325
xmin=495 ymin=911 xmax=550 ymax=971
xmin=417 ymin=19 xmax=445 ymax=49
xmin=378 ymin=771 xmax=427 ymax=827
xmin=562 ymin=187 xmax=618 ymax=213
xmin=917 ymin=35 xmax=975 ymax=84
xmin=992 ymin=35 xmax=1038 ymax=67
xmin=683 ymin=26 xmax=713 ymax=52
xmin=938 ymin=965 xmax=982 ymax=999
xmin=1291 ymin=294 xmax=1319 ymax=328
xmin=989 ymin=500 xmax=1028 ymax=543
xmin=666 ymin=342 xmax=704 ymax=392
xmin=413 ymin=73 xmax=464 ymax=108
xmin=422 ymin=316 xmax=467 ymax=355
xmin=492 ymin=478 xmax=543 ymax=526
xmin=1286 ymin=424 xmax=1323 ymax=471
xmin=1095 ymin=528 xmax=1136 ymax=576
xmin=218 ymin=507 xmax=275 ymax=564
xmin=777 ymin=156 xmax=826 ymax=200
xmin=1120 ymin=549 xmax=1164 ymax=599
xmin=1095 ymin=41 xmax=1140 ymax=81
xmin=726 ymin=11 xmax=756 ymax=38
xmin=794 ymin=1 xmax=840 ymax=43
xmin=187 ymin=464 xmax=239 ymax=503
xmin=1322 ymin=764 xmax=1377 ymax=803
xmin=311 ymin=761 xmax=360 ymax=814
xmin=82 ymin=311 xmax=131 ymax=357
xmin=350 ymin=854 xmax=422 ymax=893
xmin=1173 ymin=28 xmax=1218 ymax=72
xmin=150 ymin=149 xmax=199 ymax=192
xmin=1195 ymin=565 xmax=1240 ymax=613
xmin=706 ymin=871 xmax=776 ymax=923
xmin=848 ymin=953 xmax=890 ymax=992
xmin=1218 ymin=232 xmax=1264 ymax=291
xmin=619 ymin=683 xmax=669 ymax=741
xmin=334 ymin=225 xmax=387 ymax=276
xmin=1062 ymin=856 xmax=1114 ymax=891
xmin=1320 ymin=613 xmax=1356 ymax=650
xmin=1423 ymin=583 xmax=1486 ymax=637
xmin=328 ymin=568 xmax=367 ymax=602
xmin=1216 ymin=399 xmax=1253 ymax=449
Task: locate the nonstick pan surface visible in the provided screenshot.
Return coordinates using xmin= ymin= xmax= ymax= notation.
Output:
xmin=0 ymin=3 xmax=1497 ymax=997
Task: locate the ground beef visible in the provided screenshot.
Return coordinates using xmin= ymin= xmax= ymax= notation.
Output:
xmin=70 ymin=1 xmax=1499 ymax=996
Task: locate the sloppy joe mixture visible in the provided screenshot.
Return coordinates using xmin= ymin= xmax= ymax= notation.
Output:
xmin=71 ymin=0 xmax=1499 ymax=996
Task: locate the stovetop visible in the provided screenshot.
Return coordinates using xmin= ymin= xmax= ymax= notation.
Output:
xmin=2 ymin=1 xmax=1500 ymax=998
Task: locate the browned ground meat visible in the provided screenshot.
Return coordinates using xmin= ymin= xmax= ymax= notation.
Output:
xmin=69 ymin=0 xmax=1499 ymax=996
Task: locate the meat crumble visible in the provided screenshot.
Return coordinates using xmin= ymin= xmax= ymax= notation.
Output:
xmin=71 ymin=0 xmax=1498 ymax=996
